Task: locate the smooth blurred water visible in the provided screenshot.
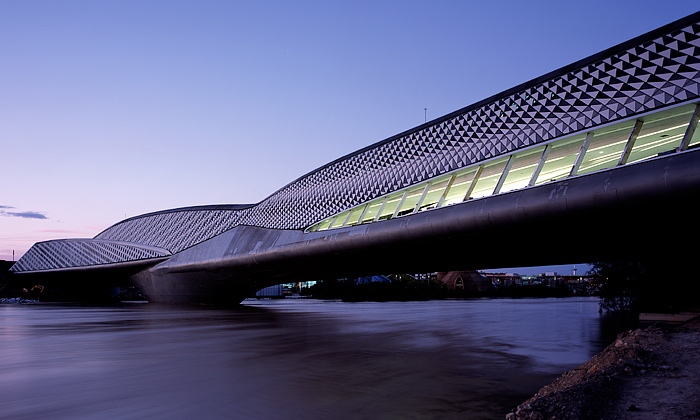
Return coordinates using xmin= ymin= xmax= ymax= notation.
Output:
xmin=0 ymin=297 xmax=615 ymax=420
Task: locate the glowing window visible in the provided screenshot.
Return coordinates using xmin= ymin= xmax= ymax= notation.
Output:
xmin=470 ymin=157 xmax=509 ymax=199
xmin=306 ymin=104 xmax=695 ymax=233
xmin=535 ymin=135 xmax=586 ymax=184
xmin=577 ymin=122 xmax=636 ymax=175
xmin=359 ymin=198 xmax=384 ymax=224
xmin=628 ymin=106 xmax=695 ymax=164
xmin=394 ymin=185 xmax=428 ymax=218
xmin=417 ymin=176 xmax=451 ymax=212
xmin=500 ymin=146 xmax=546 ymax=193
xmin=343 ymin=205 xmax=366 ymax=227
xmin=690 ymin=126 xmax=700 ymax=149
xmin=376 ymin=191 xmax=405 ymax=221
xmin=329 ymin=211 xmax=349 ymax=229
xmin=441 ymin=167 xmax=479 ymax=206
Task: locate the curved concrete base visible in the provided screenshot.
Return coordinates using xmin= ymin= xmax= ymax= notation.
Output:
xmin=130 ymin=149 xmax=700 ymax=304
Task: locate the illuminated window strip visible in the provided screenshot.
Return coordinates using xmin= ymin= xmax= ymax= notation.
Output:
xmin=679 ymin=104 xmax=700 ymax=152
xmin=306 ymin=103 xmax=700 ymax=233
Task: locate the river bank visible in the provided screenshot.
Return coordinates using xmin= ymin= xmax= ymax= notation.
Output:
xmin=507 ymin=317 xmax=700 ymax=419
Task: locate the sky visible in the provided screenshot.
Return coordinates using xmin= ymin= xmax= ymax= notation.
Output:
xmin=2 ymin=1 xmax=699 ymax=275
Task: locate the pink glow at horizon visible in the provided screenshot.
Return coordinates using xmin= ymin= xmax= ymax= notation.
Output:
xmin=2 ymin=1 xmax=698 ymax=275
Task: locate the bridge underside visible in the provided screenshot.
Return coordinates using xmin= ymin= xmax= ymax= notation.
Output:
xmin=130 ymin=148 xmax=700 ymax=304
xmin=12 ymin=143 xmax=700 ymax=304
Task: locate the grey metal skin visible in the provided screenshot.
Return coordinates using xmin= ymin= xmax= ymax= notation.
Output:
xmin=130 ymin=148 xmax=700 ymax=305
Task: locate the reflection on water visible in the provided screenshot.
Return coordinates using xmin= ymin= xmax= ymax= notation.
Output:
xmin=0 ymin=297 xmax=615 ymax=420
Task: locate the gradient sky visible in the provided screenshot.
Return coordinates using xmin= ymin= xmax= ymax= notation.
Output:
xmin=2 ymin=1 xmax=698 ymax=275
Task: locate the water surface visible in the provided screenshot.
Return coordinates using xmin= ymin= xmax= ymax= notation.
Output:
xmin=0 ymin=297 xmax=612 ymax=419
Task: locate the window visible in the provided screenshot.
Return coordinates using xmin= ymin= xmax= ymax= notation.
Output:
xmin=535 ymin=135 xmax=585 ymax=184
xmin=500 ymin=146 xmax=546 ymax=193
xmin=628 ymin=105 xmax=695 ymax=163
xmin=577 ymin=122 xmax=636 ymax=175
xmin=416 ymin=176 xmax=452 ymax=212
xmin=470 ymin=157 xmax=509 ymax=199
xmin=307 ymin=103 xmax=698 ymax=233
xmin=441 ymin=167 xmax=480 ymax=206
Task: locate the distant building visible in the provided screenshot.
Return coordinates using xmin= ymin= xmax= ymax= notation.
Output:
xmin=413 ymin=272 xmax=438 ymax=282
xmin=479 ymin=270 xmax=599 ymax=294
xmin=481 ymin=272 xmax=522 ymax=287
xmin=438 ymin=271 xmax=491 ymax=291
xmin=352 ymin=276 xmax=391 ymax=284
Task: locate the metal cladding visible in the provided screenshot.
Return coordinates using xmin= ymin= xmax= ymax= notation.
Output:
xmin=10 ymin=239 xmax=169 ymax=272
xmin=95 ymin=206 xmax=252 ymax=253
xmin=11 ymin=11 xmax=700 ymax=275
xmin=243 ymin=14 xmax=700 ymax=230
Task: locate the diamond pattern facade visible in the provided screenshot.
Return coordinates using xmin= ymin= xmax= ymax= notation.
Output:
xmin=12 ymin=13 xmax=700 ymax=272
xmin=244 ymin=19 xmax=700 ymax=230
xmin=11 ymin=240 xmax=169 ymax=272
xmin=95 ymin=208 xmax=246 ymax=253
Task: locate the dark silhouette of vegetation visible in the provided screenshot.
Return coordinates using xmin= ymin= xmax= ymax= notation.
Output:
xmin=0 ymin=261 xmax=20 ymax=298
xmin=590 ymin=260 xmax=700 ymax=314
xmin=305 ymin=275 xmax=573 ymax=301
xmin=305 ymin=276 xmax=449 ymax=301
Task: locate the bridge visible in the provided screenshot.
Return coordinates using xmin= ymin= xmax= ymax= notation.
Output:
xmin=11 ymin=11 xmax=700 ymax=303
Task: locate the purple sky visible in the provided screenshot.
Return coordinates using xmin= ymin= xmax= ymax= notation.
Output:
xmin=2 ymin=1 xmax=698 ymax=275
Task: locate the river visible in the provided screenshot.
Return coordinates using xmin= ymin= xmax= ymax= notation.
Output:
xmin=0 ymin=297 xmax=626 ymax=420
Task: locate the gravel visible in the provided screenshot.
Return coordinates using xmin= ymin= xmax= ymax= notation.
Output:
xmin=506 ymin=317 xmax=700 ymax=419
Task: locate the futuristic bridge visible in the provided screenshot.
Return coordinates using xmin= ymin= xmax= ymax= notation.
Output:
xmin=11 ymin=12 xmax=700 ymax=303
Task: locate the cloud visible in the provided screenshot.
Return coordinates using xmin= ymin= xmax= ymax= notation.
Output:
xmin=0 ymin=205 xmax=14 ymax=209
xmin=0 ymin=208 xmax=48 ymax=219
xmin=5 ymin=211 xmax=48 ymax=219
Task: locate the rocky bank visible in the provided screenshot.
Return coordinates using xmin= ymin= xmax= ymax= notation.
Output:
xmin=507 ymin=317 xmax=700 ymax=419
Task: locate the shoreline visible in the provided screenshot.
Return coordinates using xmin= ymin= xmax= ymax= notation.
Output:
xmin=506 ymin=316 xmax=700 ymax=419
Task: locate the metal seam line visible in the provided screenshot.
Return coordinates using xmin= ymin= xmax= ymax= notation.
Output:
xmin=413 ymin=183 xmax=432 ymax=213
xmin=528 ymin=145 xmax=551 ymax=187
xmin=391 ymin=191 xmax=409 ymax=219
xmin=493 ymin=155 xmax=515 ymax=195
xmin=678 ymin=103 xmax=700 ymax=152
xmin=570 ymin=132 xmax=594 ymax=177
xmin=373 ymin=197 xmax=389 ymax=222
xmin=463 ymin=165 xmax=483 ymax=202
xmin=436 ymin=174 xmax=456 ymax=208
xmin=618 ymin=120 xmax=644 ymax=166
